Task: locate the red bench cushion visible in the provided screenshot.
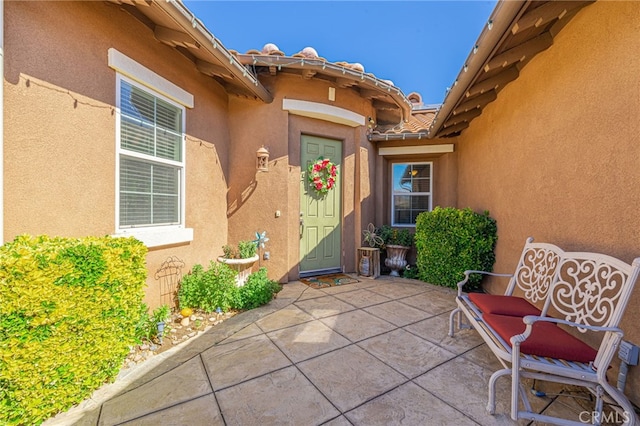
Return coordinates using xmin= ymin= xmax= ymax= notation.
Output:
xmin=468 ymin=293 xmax=542 ymax=317
xmin=483 ymin=313 xmax=598 ymax=364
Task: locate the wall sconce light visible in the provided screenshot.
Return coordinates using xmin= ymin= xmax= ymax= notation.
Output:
xmin=256 ymin=146 xmax=269 ymax=172
xmin=368 ymin=117 xmax=376 ymax=129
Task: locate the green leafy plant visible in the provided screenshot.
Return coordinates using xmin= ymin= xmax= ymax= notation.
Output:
xmin=415 ymin=207 xmax=497 ymax=291
xmin=220 ymin=241 xmax=257 ymax=259
xmin=222 ymin=244 xmax=236 ymax=259
xmin=238 ymin=240 xmax=258 ymax=259
xmin=152 ymin=305 xmax=171 ymax=324
xmin=178 ymin=262 xmax=238 ymax=312
xmin=178 ymin=263 xmax=280 ymax=314
xmin=377 ymin=225 xmax=414 ymax=248
xmin=402 ymin=264 xmax=420 ymax=280
xmin=0 ymin=234 xmax=147 ymax=426
xmin=234 ymin=268 xmax=281 ymax=310
xmin=134 ymin=303 xmax=155 ymax=343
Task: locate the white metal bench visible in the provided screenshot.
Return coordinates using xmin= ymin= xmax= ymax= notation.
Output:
xmin=449 ymin=237 xmax=640 ymax=425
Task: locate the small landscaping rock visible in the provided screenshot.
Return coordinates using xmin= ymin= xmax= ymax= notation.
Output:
xmin=123 ymin=309 xmax=239 ymax=369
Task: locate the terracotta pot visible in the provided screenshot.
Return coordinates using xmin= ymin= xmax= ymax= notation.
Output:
xmin=217 ymin=255 xmax=259 ymax=286
xmin=384 ymin=245 xmax=409 ymax=277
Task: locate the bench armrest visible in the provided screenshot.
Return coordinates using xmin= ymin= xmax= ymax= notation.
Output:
xmin=519 ymin=315 xmax=623 ymax=335
xmin=456 ymin=270 xmax=513 ymax=296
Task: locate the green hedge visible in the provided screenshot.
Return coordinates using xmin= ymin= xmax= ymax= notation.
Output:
xmin=0 ymin=235 xmax=147 ymax=425
xmin=415 ymin=207 xmax=497 ymax=291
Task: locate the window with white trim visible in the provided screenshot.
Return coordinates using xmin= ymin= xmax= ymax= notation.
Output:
xmin=117 ymin=77 xmax=185 ymax=229
xmin=391 ymin=162 xmax=432 ymax=226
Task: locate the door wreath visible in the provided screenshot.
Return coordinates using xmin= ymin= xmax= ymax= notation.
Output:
xmin=308 ymin=158 xmax=338 ymax=195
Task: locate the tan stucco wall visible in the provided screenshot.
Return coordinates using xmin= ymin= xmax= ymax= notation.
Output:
xmin=452 ymin=1 xmax=640 ymax=403
xmin=227 ymin=74 xmax=375 ymax=281
xmin=5 ymin=1 xmax=234 ymax=308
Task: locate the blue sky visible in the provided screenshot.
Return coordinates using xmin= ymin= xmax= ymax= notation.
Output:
xmin=183 ymin=1 xmax=497 ymax=106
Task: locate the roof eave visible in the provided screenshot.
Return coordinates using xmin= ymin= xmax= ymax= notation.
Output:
xmin=368 ymin=132 xmax=429 ymax=142
xmin=154 ymin=0 xmax=274 ymax=103
xmin=427 ymin=0 xmax=529 ymax=138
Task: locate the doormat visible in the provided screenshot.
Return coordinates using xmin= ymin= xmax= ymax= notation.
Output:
xmin=300 ymin=273 xmax=359 ymax=289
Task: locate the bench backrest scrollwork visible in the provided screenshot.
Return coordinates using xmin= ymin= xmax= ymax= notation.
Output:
xmin=506 ymin=237 xmax=563 ymax=304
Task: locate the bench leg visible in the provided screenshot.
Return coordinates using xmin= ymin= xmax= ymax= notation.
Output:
xmin=448 ymin=307 xmax=461 ymax=337
xmin=511 ymin=362 xmax=521 ymax=421
xmin=598 ymin=381 xmax=638 ymax=426
xmin=487 ymin=368 xmax=511 ymax=414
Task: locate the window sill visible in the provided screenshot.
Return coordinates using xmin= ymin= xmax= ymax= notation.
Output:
xmin=114 ymin=227 xmax=193 ymax=248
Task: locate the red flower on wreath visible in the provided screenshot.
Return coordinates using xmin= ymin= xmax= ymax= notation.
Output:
xmin=308 ymin=158 xmax=339 ymax=196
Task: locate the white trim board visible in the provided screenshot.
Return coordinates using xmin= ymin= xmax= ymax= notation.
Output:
xmin=282 ymin=99 xmax=365 ymax=127
xmin=108 ymin=48 xmax=194 ymax=108
xmin=378 ymin=144 xmax=454 ymax=156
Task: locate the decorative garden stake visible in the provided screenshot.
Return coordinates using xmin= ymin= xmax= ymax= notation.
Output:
xmin=362 ymin=223 xmax=384 ymax=248
xmin=253 ymin=230 xmax=269 ymax=266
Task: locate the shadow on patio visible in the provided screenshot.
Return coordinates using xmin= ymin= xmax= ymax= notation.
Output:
xmin=48 ymin=277 xmax=606 ymax=426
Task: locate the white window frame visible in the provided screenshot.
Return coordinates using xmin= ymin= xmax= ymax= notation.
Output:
xmin=391 ymin=161 xmax=433 ymax=227
xmin=111 ymin=51 xmax=193 ymax=248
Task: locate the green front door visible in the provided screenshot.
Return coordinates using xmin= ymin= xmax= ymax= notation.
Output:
xmin=300 ymin=135 xmax=342 ymax=275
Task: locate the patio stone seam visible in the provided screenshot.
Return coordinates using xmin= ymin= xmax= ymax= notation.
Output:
xmin=409 ymin=379 xmax=484 ymax=426
xmin=105 ymin=308 xmax=288 ymax=400
xmin=254 ymin=316 xmax=317 ymax=334
xmin=339 ymin=378 xmax=415 ymax=419
xmin=400 ymin=324 xmax=485 ymax=354
xmin=394 ymin=296 xmax=455 ymax=315
xmin=286 ymin=363 xmax=347 ymax=417
xmin=335 ymin=324 xmax=402 ymax=345
xmin=263 ymin=324 xmax=355 ymax=369
xmin=361 ymin=307 xmax=437 ymax=329
xmin=293 ymin=302 xmax=359 ymax=319
xmin=330 ymin=292 xmax=399 ymax=310
xmin=198 ymin=352 xmax=228 ymax=425
xmin=111 ymin=392 xmax=218 ymax=426
xmin=354 ymin=327 xmax=460 ymax=381
xmin=206 ymin=363 xmax=294 ymax=394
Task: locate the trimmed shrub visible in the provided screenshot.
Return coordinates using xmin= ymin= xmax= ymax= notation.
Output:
xmin=0 ymin=235 xmax=147 ymax=426
xmin=415 ymin=207 xmax=497 ymax=291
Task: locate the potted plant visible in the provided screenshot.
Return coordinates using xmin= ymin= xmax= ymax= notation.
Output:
xmin=152 ymin=304 xmax=171 ymax=344
xmin=217 ymin=240 xmax=259 ymax=286
xmin=377 ymin=225 xmax=414 ymax=276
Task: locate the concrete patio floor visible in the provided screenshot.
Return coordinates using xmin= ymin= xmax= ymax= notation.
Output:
xmin=48 ymin=276 xmax=604 ymax=426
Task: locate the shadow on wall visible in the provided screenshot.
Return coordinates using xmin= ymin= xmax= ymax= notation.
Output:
xmin=226 ymin=179 xmax=257 ymax=218
xmin=226 ymin=156 xmax=285 ymax=220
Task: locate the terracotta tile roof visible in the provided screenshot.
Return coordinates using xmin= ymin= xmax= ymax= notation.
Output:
xmin=369 ymin=92 xmax=438 ymax=141
xmin=234 ymin=43 xmax=412 ymax=125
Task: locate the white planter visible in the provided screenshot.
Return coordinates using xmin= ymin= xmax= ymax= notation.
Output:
xmin=384 ymin=245 xmax=410 ymax=277
xmin=217 ymin=255 xmax=259 ymax=287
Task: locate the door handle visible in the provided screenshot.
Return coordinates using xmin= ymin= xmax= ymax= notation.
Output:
xmin=299 ymin=212 xmax=304 ymax=237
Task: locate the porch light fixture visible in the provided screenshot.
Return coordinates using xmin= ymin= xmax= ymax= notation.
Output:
xmin=256 ymin=146 xmax=269 ymax=172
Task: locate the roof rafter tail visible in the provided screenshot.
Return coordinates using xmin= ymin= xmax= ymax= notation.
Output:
xmin=467 ymin=65 xmax=519 ymax=97
xmin=154 ymin=25 xmax=199 ymax=49
xmin=443 ymin=108 xmax=482 ymax=128
xmin=453 ymin=90 xmax=497 ymax=115
xmin=484 ymin=32 xmax=553 ymax=72
xmin=511 ymin=1 xmax=593 ymax=35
